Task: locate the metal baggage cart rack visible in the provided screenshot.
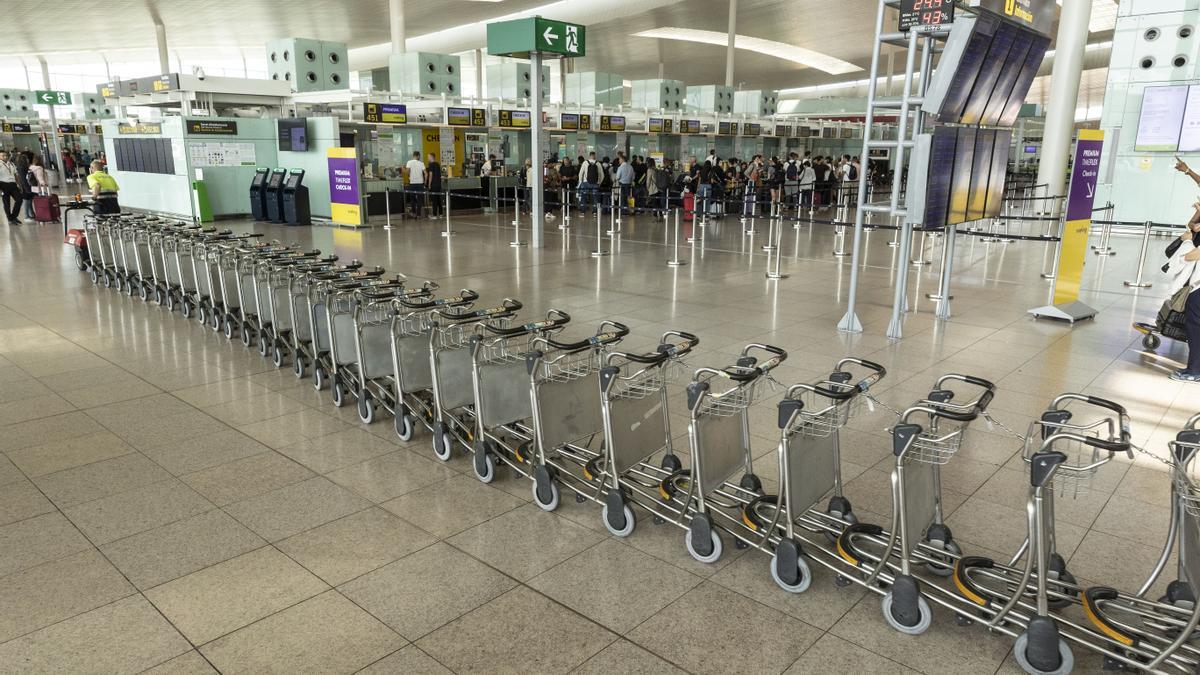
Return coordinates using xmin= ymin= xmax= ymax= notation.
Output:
xmin=349 ymin=282 xmax=438 ymax=424
xmin=286 ymin=262 xmax=379 ymax=378
xmin=1020 ymin=407 xmax=1119 ymax=499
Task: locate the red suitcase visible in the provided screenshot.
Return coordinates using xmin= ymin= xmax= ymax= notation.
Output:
xmin=683 ymin=191 xmax=695 ymax=222
xmin=33 ymin=194 xmax=60 ymax=223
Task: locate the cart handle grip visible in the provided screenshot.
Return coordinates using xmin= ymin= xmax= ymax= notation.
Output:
xmin=540 ymin=320 xmax=630 ymax=352
xmin=740 ymin=343 xmax=788 ymax=373
xmin=901 ymin=403 xmax=978 ymax=424
xmin=486 ymin=308 xmax=571 ymax=336
xmin=437 ymin=297 xmax=522 ymax=320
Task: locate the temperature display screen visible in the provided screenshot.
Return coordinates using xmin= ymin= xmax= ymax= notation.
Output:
xmin=899 ymin=0 xmax=954 ymax=31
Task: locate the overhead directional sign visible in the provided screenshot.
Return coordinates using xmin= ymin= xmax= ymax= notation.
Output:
xmin=35 ymin=90 xmax=71 ymax=106
xmin=487 ymin=16 xmax=586 ymax=58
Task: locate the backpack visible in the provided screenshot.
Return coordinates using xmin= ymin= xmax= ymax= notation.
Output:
xmin=655 ymin=169 xmax=670 ymax=191
xmin=785 ymin=161 xmax=798 ymax=181
xmin=584 ymin=161 xmax=600 ymax=184
xmin=849 ymin=164 xmax=858 ymax=181
xmin=25 ymin=169 xmax=38 ymax=187
xmin=599 ymin=164 xmax=613 ymax=189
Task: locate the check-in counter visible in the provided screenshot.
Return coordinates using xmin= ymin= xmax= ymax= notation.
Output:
xmin=484 ymin=175 xmax=519 ymax=212
xmin=363 ymin=178 xmax=406 ymax=218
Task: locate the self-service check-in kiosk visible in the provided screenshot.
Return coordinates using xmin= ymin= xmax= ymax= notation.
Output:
xmin=249 ymin=167 xmax=270 ymax=221
xmin=282 ymin=169 xmax=311 ymax=226
xmin=265 ymin=168 xmax=287 ymax=223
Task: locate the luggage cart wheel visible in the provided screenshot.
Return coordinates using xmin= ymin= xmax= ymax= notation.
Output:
xmin=660 ymin=453 xmax=683 ymax=472
xmin=102 ymin=271 xmax=112 ymax=288
xmin=331 ymin=382 xmax=345 ymax=408
xmin=241 ymin=324 xmax=253 ymax=348
xmin=258 ymin=334 xmax=270 ymax=357
xmin=89 ymin=268 xmax=99 ymax=285
xmin=272 ymin=345 xmax=284 ymax=369
xmin=196 ymin=305 xmax=207 ymax=325
xmin=180 ymin=299 xmax=191 ymax=318
xmin=1044 ymin=554 xmax=1077 ymax=610
xmin=223 ymin=317 xmax=235 ymax=340
xmin=923 ymin=525 xmax=960 ymax=578
xmin=771 ymin=539 xmax=812 ymax=593
xmin=113 ymin=274 xmax=122 ymax=292
xmin=313 ymin=367 xmax=325 ymax=391
xmin=165 ymin=293 xmax=175 ymax=312
xmin=602 ymin=492 xmax=636 ymax=537
xmin=1014 ymin=621 xmax=1073 ymax=675
xmin=138 ymin=284 xmax=149 ymax=302
xmin=153 ymin=287 xmax=163 ymax=305
xmin=394 ymin=413 xmax=415 ymax=442
xmin=881 ymin=578 xmax=932 ymax=635
xmin=357 ymin=391 xmax=374 ymax=425
xmin=75 ymin=250 xmax=87 ymax=271
xmin=685 ymin=516 xmax=723 ymax=563
xmin=1143 ymin=333 xmax=1161 ymax=351
xmin=1162 ymin=579 xmax=1196 ymax=607
xmin=211 ymin=311 xmax=222 ymax=332
xmin=432 ymin=425 xmax=454 ymax=461
xmin=739 ymin=473 xmax=763 ymax=494
xmin=293 ymin=357 xmax=306 ymax=379
xmin=472 ymin=443 xmax=496 ymax=483
xmin=532 ymin=465 xmax=560 ymax=512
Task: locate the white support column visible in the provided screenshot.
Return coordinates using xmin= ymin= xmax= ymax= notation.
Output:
xmin=1035 ymin=0 xmax=1092 ymax=213
xmin=474 ymin=49 xmax=484 ymax=101
xmin=531 ymin=52 xmax=544 ymax=247
xmin=724 ymin=0 xmax=737 ymax=87
xmin=389 ymin=0 xmax=406 ymax=54
xmin=155 ymin=22 xmax=169 ymax=74
xmin=37 ymin=56 xmax=65 ymax=191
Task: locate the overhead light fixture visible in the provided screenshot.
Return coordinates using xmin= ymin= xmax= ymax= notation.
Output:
xmin=632 ymin=27 xmax=861 ymax=75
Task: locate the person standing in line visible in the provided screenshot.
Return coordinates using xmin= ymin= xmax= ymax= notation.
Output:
xmin=0 ymin=150 xmax=23 ymax=225
xmin=799 ymin=159 xmax=816 ymax=209
xmin=558 ymin=157 xmax=576 ymax=213
xmin=15 ymin=150 xmax=33 ymax=219
xmin=615 ymin=155 xmax=635 ymax=215
xmin=425 ymin=152 xmax=442 ymax=219
xmin=578 ymin=152 xmax=600 ymax=214
xmin=404 ymin=151 xmax=426 ymax=218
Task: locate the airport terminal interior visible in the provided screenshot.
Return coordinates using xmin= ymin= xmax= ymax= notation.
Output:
xmin=2 ymin=0 xmax=1200 ymax=673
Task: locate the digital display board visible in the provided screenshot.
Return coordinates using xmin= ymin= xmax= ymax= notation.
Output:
xmin=960 ymin=21 xmax=1017 ymax=125
xmin=1179 ymin=87 xmax=1200 ymax=152
xmin=947 ymin=127 xmax=977 ymax=226
xmin=999 ymin=32 xmax=1050 ymax=126
xmin=268 ymin=170 xmax=286 ymax=189
xmin=977 ymin=27 xmax=1034 ymax=126
xmin=498 ymin=110 xmax=531 ymax=128
xmin=986 ymin=130 xmax=1013 ymax=218
xmin=648 ymin=118 xmax=663 ymax=133
xmin=599 ymin=115 xmax=625 ymax=131
xmin=923 ymin=129 xmax=958 ymax=230
xmin=579 ymin=114 xmax=592 ymax=130
xmin=560 ymin=113 xmax=580 ymax=130
xmin=447 ymin=107 xmax=472 ymax=126
xmin=682 ymin=120 xmax=701 ymax=134
xmin=775 ymin=125 xmax=792 ymax=137
xmin=186 ymin=120 xmax=238 ymax=135
xmin=278 ymin=118 xmax=308 ymax=152
xmin=936 ymin=15 xmax=998 ymax=123
xmin=364 ymin=103 xmax=408 ymax=124
xmin=1137 ymin=85 xmax=1190 ymax=151
xmin=717 ymin=121 xmax=734 ymax=135
xmin=663 ymin=119 xmax=673 ymax=133
xmin=899 ymin=0 xmax=954 ymax=31
xmin=1 ymin=123 xmax=32 ymax=133
xmin=741 ymin=123 xmax=760 ymax=136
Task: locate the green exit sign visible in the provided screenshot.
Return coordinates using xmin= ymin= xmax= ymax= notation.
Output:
xmin=35 ymin=90 xmax=72 ymax=106
xmin=487 ymin=17 xmax=585 ymax=58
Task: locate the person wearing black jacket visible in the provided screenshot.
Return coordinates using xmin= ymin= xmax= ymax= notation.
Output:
xmin=425 ymin=153 xmax=443 ymax=218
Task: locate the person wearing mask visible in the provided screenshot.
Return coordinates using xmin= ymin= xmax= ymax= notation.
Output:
xmin=425 ymin=152 xmax=442 ymax=218
xmin=578 ymin=152 xmax=600 ymax=214
xmin=1166 ymin=203 xmax=1200 ymax=381
xmin=615 ymin=155 xmax=635 ymax=215
xmin=0 ymin=150 xmax=23 ymax=224
xmin=87 ymin=160 xmax=120 ymax=214
xmin=405 ymin=151 xmax=426 ymax=218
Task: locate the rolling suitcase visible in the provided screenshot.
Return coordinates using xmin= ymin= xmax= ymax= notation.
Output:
xmin=33 ymin=194 xmax=60 ymax=223
xmin=683 ymin=191 xmax=695 ymax=222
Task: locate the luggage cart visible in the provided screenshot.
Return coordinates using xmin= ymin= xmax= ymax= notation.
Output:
xmin=85 ymin=215 xmax=114 ymax=287
xmin=838 ymin=374 xmax=996 ymax=635
xmin=298 ymin=265 xmax=384 ymax=385
xmin=191 ymin=234 xmax=263 ymax=330
xmin=171 ymin=227 xmax=229 ymax=319
xmin=736 ymin=358 xmax=887 ymax=592
xmin=217 ymin=240 xmax=287 ymax=340
xmin=427 ymin=299 xmax=524 ymax=461
xmin=465 ymin=309 xmax=573 ymax=483
xmin=961 ymin=395 xmax=1132 ymax=674
xmin=312 ymin=274 xmax=406 ymax=396
xmin=658 ymin=344 xmax=788 ymax=563
xmin=98 ymin=215 xmax=129 ymax=291
xmin=122 ymin=217 xmax=156 ymax=300
xmin=524 ymin=321 xmax=631 ymax=510
xmin=256 ymin=255 xmax=340 ymax=367
xmin=382 ymin=288 xmax=480 ymax=439
xmin=346 ymin=281 xmax=439 ymax=423
xmin=241 ymin=247 xmax=322 ymax=351
xmin=553 ymin=330 xmax=699 ymax=536
xmin=151 ymin=223 xmax=200 ymax=308
xmin=1070 ymin=414 xmax=1200 ymax=673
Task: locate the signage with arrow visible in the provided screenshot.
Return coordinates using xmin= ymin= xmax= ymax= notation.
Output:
xmin=35 ymin=90 xmax=72 ymax=106
xmin=487 ymin=17 xmax=586 ymax=58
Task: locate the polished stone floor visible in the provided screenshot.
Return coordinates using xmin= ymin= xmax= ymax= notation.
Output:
xmin=0 ymin=204 xmax=1194 ymax=674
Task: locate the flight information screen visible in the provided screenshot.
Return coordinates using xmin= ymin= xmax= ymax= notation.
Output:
xmin=899 ymin=0 xmax=954 ymax=31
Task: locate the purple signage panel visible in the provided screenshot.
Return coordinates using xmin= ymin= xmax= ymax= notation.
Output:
xmin=1065 ymin=131 xmax=1103 ymax=222
xmin=327 ymin=148 xmax=361 ymax=225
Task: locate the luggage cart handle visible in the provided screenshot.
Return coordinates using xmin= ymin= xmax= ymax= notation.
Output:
xmin=834 ymin=357 xmax=887 ymax=391
xmin=437 ymin=297 xmax=523 ymax=321
xmin=900 ymin=403 xmax=979 ymax=424
xmin=486 ymin=308 xmax=571 ymax=336
xmin=786 ymin=380 xmax=857 ymax=402
xmin=397 ymin=288 xmax=478 ymax=310
xmin=538 ymin=320 xmax=630 ymax=352
xmin=740 ymin=343 xmax=788 ymax=374
xmin=609 ymin=330 xmax=700 ymax=365
xmin=1051 ymin=393 xmax=1133 ymax=447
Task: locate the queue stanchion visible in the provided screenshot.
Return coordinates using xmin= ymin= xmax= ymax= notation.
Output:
xmin=512 ymin=188 xmax=520 ymax=226
xmin=510 ymin=191 xmax=525 ymax=247
xmin=925 ymin=226 xmax=955 ymax=302
xmin=384 ymin=187 xmax=394 ymax=230
xmin=590 ymin=201 xmax=608 ymax=257
xmin=666 ymin=208 xmax=687 ymax=267
xmin=766 ymin=213 xmax=788 ymax=280
xmin=560 ymin=188 xmax=570 ymax=229
xmin=1092 ymin=219 xmax=1116 ymax=256
xmin=606 ymin=189 xmax=619 ymax=236
xmin=833 ymin=223 xmax=849 ymax=257
xmin=442 ymin=190 xmax=454 ymax=237
xmin=1123 ymin=220 xmax=1155 ymax=288
xmin=1041 ymin=211 xmax=1066 ymax=280
xmin=911 ymin=230 xmax=932 ymax=265
xmin=761 ymin=210 xmax=777 ymax=252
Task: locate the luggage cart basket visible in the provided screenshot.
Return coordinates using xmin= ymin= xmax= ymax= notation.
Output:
xmin=241 ymin=247 xmax=322 ymax=352
xmin=524 ymin=321 xmax=631 ymax=512
xmin=388 ymin=288 xmax=480 ymax=442
xmin=838 ymin=374 xmax=996 ymax=636
xmin=427 ymin=299 xmax=523 ymax=462
xmin=465 ymin=309 xmax=572 ymax=483
xmin=217 ymin=240 xmax=289 ymax=340
xmin=564 ymin=330 xmax=699 ymax=537
xmin=349 ymin=281 xmax=440 ymax=424
xmin=658 ymin=344 xmax=788 ymax=564
xmin=736 ymin=358 xmax=887 ymax=593
xmin=258 ymin=254 xmax=340 ymax=368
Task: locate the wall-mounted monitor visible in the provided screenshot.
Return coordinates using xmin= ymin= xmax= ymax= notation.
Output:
xmin=1136 ymin=85 xmax=1190 ymax=152
xmin=278 ymin=118 xmax=308 ymax=152
xmin=1177 ymin=86 xmax=1200 ymax=152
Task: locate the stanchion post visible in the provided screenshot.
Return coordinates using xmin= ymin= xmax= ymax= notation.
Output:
xmin=1124 ymin=220 xmax=1155 ymax=288
xmin=1041 ymin=212 xmax=1065 ymax=280
xmin=590 ymin=202 xmax=608 ymax=257
xmin=911 ymin=230 xmax=931 ymax=265
xmin=384 ymin=187 xmax=393 ymax=230
xmin=442 ymin=189 xmax=454 ymax=237
xmin=560 ymin=188 xmax=570 ymax=229
xmin=766 ymin=214 xmax=788 ymax=280
xmin=667 ymin=208 xmax=687 ymax=267
xmin=512 ymin=188 xmax=520 ymax=226
xmin=510 ymin=190 xmax=525 ymax=247
xmin=925 ymin=226 xmax=956 ymax=302
xmin=833 ymin=225 xmax=849 ymax=257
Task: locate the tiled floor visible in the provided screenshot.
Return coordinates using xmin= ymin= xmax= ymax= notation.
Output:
xmin=0 ymin=205 xmax=1194 ymax=674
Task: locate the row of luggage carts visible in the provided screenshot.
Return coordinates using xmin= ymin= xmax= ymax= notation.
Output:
xmin=75 ymin=213 xmax=1200 ymax=674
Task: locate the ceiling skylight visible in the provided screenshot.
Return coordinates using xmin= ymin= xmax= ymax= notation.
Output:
xmin=632 ymin=27 xmax=862 ymax=75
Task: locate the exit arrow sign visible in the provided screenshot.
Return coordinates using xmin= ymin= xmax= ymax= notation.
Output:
xmin=488 ymin=17 xmax=586 ymax=58
xmin=35 ymin=90 xmax=72 ymax=106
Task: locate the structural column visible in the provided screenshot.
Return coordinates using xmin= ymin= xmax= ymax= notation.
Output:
xmin=37 ymin=56 xmax=64 ymax=191
xmin=1035 ymin=0 xmax=1092 ymax=213
xmin=724 ymin=0 xmax=737 ymax=87
xmin=154 ymin=22 xmax=169 ymax=74
xmin=389 ymin=0 xmax=406 ymax=54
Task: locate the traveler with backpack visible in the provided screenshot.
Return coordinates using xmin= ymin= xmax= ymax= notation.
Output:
xmin=783 ymin=153 xmax=801 ymax=207
xmin=598 ymin=157 xmax=615 ymax=214
xmin=799 ymin=160 xmax=816 ymax=209
xmin=578 ymin=152 xmax=601 ymax=214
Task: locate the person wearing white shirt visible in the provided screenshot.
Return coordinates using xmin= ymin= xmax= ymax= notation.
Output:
xmin=1166 ymin=205 xmax=1200 ymax=381
xmin=0 ymin=150 xmax=22 ymax=224
xmin=405 ymin=152 xmax=426 ymax=218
